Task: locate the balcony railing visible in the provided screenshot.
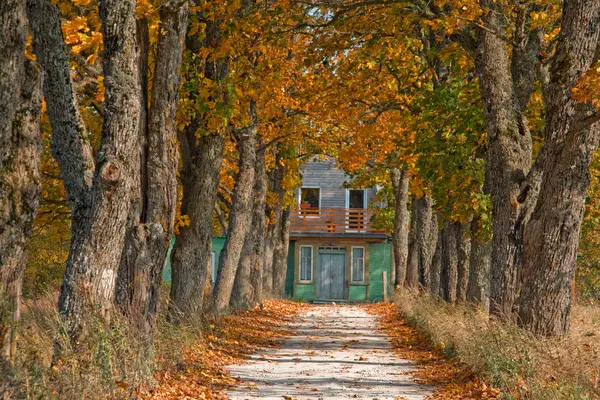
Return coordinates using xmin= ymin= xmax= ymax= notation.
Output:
xmin=289 ymin=208 xmax=386 ymax=236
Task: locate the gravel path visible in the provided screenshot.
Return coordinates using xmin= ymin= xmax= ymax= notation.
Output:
xmin=225 ymin=305 xmax=434 ymax=399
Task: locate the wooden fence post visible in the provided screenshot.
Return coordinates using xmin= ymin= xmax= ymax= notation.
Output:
xmin=383 ymin=271 xmax=388 ymax=302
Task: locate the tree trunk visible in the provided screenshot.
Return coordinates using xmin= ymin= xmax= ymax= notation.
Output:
xmin=115 ymin=2 xmax=187 ymax=336
xmin=422 ymin=208 xmax=438 ymax=288
xmin=168 ymin=13 xmax=229 ymax=322
xmin=467 ymin=219 xmax=491 ymax=311
xmin=456 ymin=222 xmax=471 ymax=303
xmin=391 ymin=168 xmax=410 ymax=288
xmin=213 ymin=108 xmax=257 ymax=314
xmin=440 ymin=221 xmax=458 ymax=302
xmin=272 ymin=207 xmax=290 ymax=297
xmin=31 ymin=0 xmax=142 ymax=342
xmin=263 ymin=154 xmax=285 ymax=296
xmin=518 ymin=0 xmax=600 ymax=336
xmin=0 ymin=1 xmax=42 ymax=363
xmin=251 ymin=150 xmax=267 ymax=303
xmin=468 ymin=1 xmax=538 ymax=319
xmin=428 ymin=226 xmax=442 ymax=296
xmin=405 ymin=196 xmax=419 ymax=288
xmin=231 ymin=145 xmax=267 ymax=308
xmin=408 ymin=195 xmax=435 ymax=288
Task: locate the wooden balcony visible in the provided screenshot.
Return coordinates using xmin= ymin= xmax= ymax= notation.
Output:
xmin=289 ymin=208 xmax=388 ymax=239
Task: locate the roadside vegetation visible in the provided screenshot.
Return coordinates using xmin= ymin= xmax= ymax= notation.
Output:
xmin=380 ymin=291 xmax=600 ymax=399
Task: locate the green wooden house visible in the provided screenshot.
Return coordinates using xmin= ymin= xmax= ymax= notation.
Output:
xmin=287 ymin=156 xmax=393 ymax=302
xmin=163 ymin=156 xmax=393 ymax=302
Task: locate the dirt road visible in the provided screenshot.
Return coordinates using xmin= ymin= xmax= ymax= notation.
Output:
xmin=225 ymin=305 xmax=434 ymax=399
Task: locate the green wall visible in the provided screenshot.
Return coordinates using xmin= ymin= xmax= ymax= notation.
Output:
xmin=162 ymin=237 xmax=226 ymax=284
xmin=295 ymin=283 xmax=315 ymax=301
xmin=348 ymin=285 xmax=367 ymax=301
xmin=368 ymin=242 xmax=393 ymax=301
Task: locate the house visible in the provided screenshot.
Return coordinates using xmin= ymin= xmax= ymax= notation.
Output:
xmin=163 ymin=156 xmax=393 ymax=303
xmin=287 ymin=156 xmax=393 ymax=302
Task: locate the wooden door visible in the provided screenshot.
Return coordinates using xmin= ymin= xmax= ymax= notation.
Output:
xmin=318 ymin=252 xmax=346 ymax=300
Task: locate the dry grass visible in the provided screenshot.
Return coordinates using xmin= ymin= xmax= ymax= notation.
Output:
xmin=8 ymin=290 xmax=305 ymax=399
xmin=392 ymin=290 xmax=600 ymax=399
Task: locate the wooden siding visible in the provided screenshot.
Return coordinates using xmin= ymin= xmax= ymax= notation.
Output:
xmin=299 ymin=156 xmax=379 ymax=209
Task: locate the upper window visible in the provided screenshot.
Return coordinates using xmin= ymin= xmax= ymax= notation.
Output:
xmin=299 ymin=246 xmax=313 ymax=282
xmin=351 ymin=247 xmax=365 ymax=283
xmin=300 ymin=188 xmax=320 ymax=215
xmin=300 ymin=187 xmax=320 ymax=209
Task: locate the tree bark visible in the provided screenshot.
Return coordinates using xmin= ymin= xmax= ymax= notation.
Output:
xmin=250 ymin=149 xmax=267 ymax=303
xmin=422 ymin=208 xmax=438 ymax=288
xmin=263 ymin=154 xmax=285 ymax=296
xmin=405 ymin=196 xmax=419 ymax=288
xmin=27 ymin=0 xmax=95 ymax=224
xmin=212 ymin=107 xmax=257 ymax=314
xmin=115 ymin=2 xmax=187 ymax=336
xmin=0 ymin=1 xmax=42 ymax=364
xmin=272 ymin=207 xmax=291 ymax=297
xmin=456 ymin=222 xmax=471 ymax=303
xmin=408 ymin=195 xmax=435 ymax=288
xmin=440 ymin=221 xmax=458 ymax=302
xmin=471 ymin=3 xmax=533 ymax=318
xmin=428 ymin=226 xmax=442 ymax=296
xmin=390 ymin=168 xmax=410 ymax=288
xmin=518 ymin=0 xmax=600 ymax=336
xmin=31 ymin=0 xmax=142 ymax=342
xmin=231 ymin=145 xmax=267 ymax=308
xmin=168 ymin=13 xmax=229 ymax=322
xmin=467 ymin=218 xmax=491 ymax=311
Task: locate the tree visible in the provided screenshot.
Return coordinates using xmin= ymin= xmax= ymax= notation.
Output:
xmin=0 ymin=0 xmax=42 ymax=365
xmin=391 ymin=168 xmax=410 ymax=287
xmin=518 ymin=0 xmax=600 ymax=335
xmin=29 ymin=0 xmax=142 ymax=342
xmin=115 ymin=0 xmax=188 ymax=342
xmin=168 ymin=7 xmax=230 ymax=321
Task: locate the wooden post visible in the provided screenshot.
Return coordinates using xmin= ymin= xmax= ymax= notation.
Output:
xmin=383 ymin=271 xmax=388 ymax=302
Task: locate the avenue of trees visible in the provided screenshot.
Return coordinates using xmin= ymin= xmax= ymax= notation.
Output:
xmin=3 ymin=0 xmax=600 ymax=393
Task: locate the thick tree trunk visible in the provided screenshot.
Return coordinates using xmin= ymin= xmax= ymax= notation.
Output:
xmin=390 ymin=168 xmax=410 ymax=288
xmin=467 ymin=219 xmax=491 ymax=311
xmin=115 ymin=2 xmax=187 ymax=335
xmin=263 ymin=155 xmax=285 ymax=296
xmin=272 ymin=207 xmax=290 ymax=297
xmin=230 ymin=195 xmax=256 ymax=310
xmin=0 ymin=2 xmax=42 ymax=363
xmin=168 ymin=14 xmax=228 ymax=322
xmin=27 ymin=0 xmax=96 ymax=222
xmin=32 ymin=0 xmax=142 ymax=342
xmin=428 ymin=226 xmax=442 ymax=296
xmin=407 ymin=195 xmax=435 ymax=288
xmin=456 ymin=222 xmax=471 ymax=303
xmin=518 ymin=0 xmax=600 ymax=336
xmin=114 ymin=18 xmax=149 ymax=316
xmin=231 ymin=145 xmax=267 ymax=308
xmin=251 ymin=157 xmax=267 ymax=303
xmin=422 ymin=209 xmax=438 ymax=288
xmin=405 ymin=196 xmax=419 ymax=288
xmin=213 ymin=110 xmax=257 ymax=314
xmin=472 ymin=4 xmax=533 ymax=318
xmin=169 ymin=133 xmax=224 ymax=321
xmin=440 ymin=221 xmax=458 ymax=302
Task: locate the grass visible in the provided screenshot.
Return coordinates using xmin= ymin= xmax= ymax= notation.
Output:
xmin=388 ymin=290 xmax=600 ymax=399
xmin=7 ymin=290 xmax=305 ymax=399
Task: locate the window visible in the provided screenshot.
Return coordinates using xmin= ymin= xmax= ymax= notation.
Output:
xmin=211 ymin=251 xmax=217 ymax=283
xmin=299 ymin=246 xmax=313 ymax=282
xmin=300 ymin=187 xmax=320 ymax=213
xmin=351 ymin=247 xmax=365 ymax=283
